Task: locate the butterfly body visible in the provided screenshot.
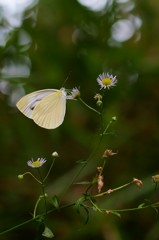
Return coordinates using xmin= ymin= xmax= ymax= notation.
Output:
xmin=16 ymin=88 xmax=67 ymax=129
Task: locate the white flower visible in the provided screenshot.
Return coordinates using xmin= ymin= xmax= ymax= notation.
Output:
xmin=71 ymin=87 xmax=80 ymax=99
xmin=97 ymin=72 xmax=117 ymax=90
xmin=27 ymin=158 xmax=46 ymax=168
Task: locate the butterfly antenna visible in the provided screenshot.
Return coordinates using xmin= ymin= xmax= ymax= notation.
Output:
xmin=62 ymin=71 xmax=72 ymax=87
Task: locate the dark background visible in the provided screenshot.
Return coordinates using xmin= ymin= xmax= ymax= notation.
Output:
xmin=1 ymin=0 xmax=159 ymax=239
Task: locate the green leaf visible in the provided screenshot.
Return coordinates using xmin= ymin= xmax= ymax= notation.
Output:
xmin=75 ymin=181 xmax=92 ymax=185
xmin=138 ymin=203 xmax=145 ymax=208
xmin=74 ymin=197 xmax=90 ymax=225
xmin=42 ymin=226 xmax=54 ymax=238
xmin=81 ymin=204 xmax=90 ymax=225
xmin=75 ymin=197 xmax=85 ymax=214
xmin=49 ymin=195 xmax=59 ymax=209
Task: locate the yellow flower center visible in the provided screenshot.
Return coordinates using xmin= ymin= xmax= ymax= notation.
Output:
xmin=102 ymin=78 xmax=112 ymax=86
xmin=32 ymin=161 xmax=42 ymax=167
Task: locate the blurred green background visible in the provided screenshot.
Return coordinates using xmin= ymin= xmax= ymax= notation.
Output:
xmin=1 ymin=0 xmax=159 ymax=239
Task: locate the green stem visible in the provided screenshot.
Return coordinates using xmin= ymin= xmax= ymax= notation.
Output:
xmin=22 ymin=172 xmax=42 ymax=184
xmin=94 ymin=181 xmax=133 ymax=198
xmin=99 ymin=111 xmax=104 ymax=137
xmin=103 ymin=119 xmax=113 ymax=135
xmin=37 ymin=169 xmax=47 ymax=218
xmin=1 ymin=196 xmax=159 ymax=236
xmin=0 ymin=203 xmax=75 ymax=236
xmin=79 ymin=98 xmax=101 ymax=115
xmin=43 ymin=158 xmax=55 ymax=183
xmin=105 ymin=201 xmax=159 ymax=213
xmin=33 ymin=195 xmax=43 ymax=218
xmin=0 ymin=216 xmax=39 ymax=236
xmin=89 ymin=198 xmax=103 ymax=213
xmin=83 ymin=202 xmax=159 ymax=213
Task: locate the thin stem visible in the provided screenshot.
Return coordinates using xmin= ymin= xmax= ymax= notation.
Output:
xmin=0 ymin=216 xmax=39 ymax=236
xmin=103 ymin=119 xmax=113 ymax=135
xmin=99 ymin=111 xmax=104 ymax=137
xmin=22 ymin=172 xmax=42 ymax=184
xmin=79 ymin=98 xmax=101 ymax=115
xmin=33 ymin=195 xmax=43 ymax=218
xmin=105 ymin=201 xmax=159 ymax=213
xmin=100 ymin=159 xmax=106 ymax=175
xmin=37 ymin=169 xmax=47 ymax=218
xmin=83 ymin=202 xmax=159 ymax=213
xmin=94 ymin=181 xmax=133 ymax=198
xmin=43 ymin=158 xmax=55 ymax=182
xmin=89 ymin=198 xmax=103 ymax=213
xmin=1 ymin=193 xmax=159 ymax=236
xmin=0 ymin=203 xmax=75 ymax=236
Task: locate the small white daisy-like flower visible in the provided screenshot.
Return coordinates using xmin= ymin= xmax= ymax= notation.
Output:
xmin=27 ymin=158 xmax=46 ymax=168
xmin=97 ymin=72 xmax=117 ymax=90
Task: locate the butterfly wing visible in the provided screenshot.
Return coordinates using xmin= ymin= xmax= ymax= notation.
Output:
xmin=32 ymin=89 xmax=66 ymax=129
xmin=16 ymin=89 xmax=57 ymax=119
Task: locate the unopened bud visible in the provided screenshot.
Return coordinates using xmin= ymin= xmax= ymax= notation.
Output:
xmin=112 ymin=116 xmax=117 ymax=121
xmin=97 ymin=175 xmax=104 ymax=193
xmin=133 ymin=178 xmax=143 ymax=188
xmin=18 ymin=174 xmax=24 ymax=180
xmin=52 ymin=151 xmax=59 ymax=157
xmin=103 ymin=149 xmax=117 ymax=158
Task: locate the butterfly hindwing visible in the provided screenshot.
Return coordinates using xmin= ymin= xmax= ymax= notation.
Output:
xmin=16 ymin=89 xmax=58 ymax=119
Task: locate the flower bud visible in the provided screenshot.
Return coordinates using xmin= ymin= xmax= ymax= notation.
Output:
xmin=18 ymin=174 xmax=24 ymax=180
xmin=52 ymin=151 xmax=59 ymax=157
xmin=133 ymin=178 xmax=143 ymax=188
xmin=112 ymin=116 xmax=117 ymax=121
xmin=103 ymin=149 xmax=117 ymax=158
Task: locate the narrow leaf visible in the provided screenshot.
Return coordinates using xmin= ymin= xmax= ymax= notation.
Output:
xmin=75 ymin=181 xmax=92 ymax=185
xmin=81 ymin=204 xmax=90 ymax=225
xmin=138 ymin=203 xmax=145 ymax=208
xmin=75 ymin=197 xmax=85 ymax=214
xmin=49 ymin=195 xmax=59 ymax=209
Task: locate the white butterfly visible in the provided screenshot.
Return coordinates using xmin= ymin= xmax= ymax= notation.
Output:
xmin=16 ymin=88 xmax=67 ymax=129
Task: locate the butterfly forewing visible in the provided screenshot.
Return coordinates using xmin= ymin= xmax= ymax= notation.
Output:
xmin=16 ymin=89 xmax=58 ymax=119
xmin=32 ymin=89 xmax=66 ymax=129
